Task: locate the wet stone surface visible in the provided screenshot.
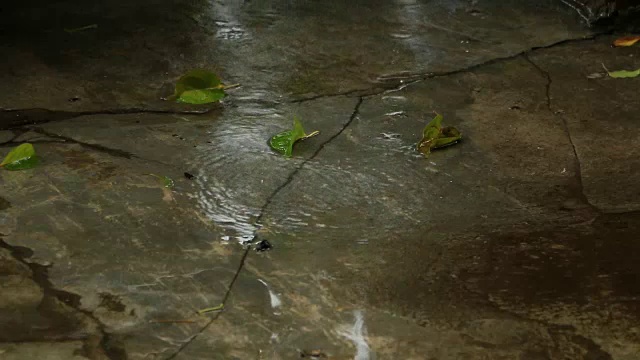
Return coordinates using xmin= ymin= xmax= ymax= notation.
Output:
xmin=1 ymin=1 xmax=639 ymax=359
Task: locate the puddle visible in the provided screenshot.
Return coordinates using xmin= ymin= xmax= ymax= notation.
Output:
xmin=188 ymin=104 xmax=285 ymax=243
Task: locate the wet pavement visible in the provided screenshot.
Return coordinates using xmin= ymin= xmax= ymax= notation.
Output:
xmin=1 ymin=1 xmax=639 ymax=359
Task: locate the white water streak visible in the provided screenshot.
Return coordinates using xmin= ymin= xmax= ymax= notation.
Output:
xmin=339 ymin=310 xmax=371 ymax=360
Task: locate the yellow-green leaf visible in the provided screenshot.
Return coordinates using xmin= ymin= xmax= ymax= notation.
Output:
xmin=607 ymin=68 xmax=640 ymax=78
xmin=1 ymin=143 xmax=39 ymax=171
xmin=171 ymin=69 xmax=227 ymax=104
xmin=417 ymin=114 xmax=462 ymax=157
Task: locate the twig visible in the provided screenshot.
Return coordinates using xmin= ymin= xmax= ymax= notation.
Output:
xmin=64 ymin=24 xmax=98 ymax=34
xmin=150 ymin=319 xmax=197 ymax=324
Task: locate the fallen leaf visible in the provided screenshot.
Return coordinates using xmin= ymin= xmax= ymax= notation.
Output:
xmin=613 ymin=35 xmax=640 ymax=47
xmin=417 ymin=114 xmax=462 ymax=157
xmin=0 ymin=143 xmax=39 ymax=170
xmin=602 ymin=63 xmax=640 ymax=78
xmin=607 ymin=68 xmax=640 ymax=78
xmin=170 ymin=69 xmax=226 ymax=104
xmin=177 ymin=88 xmax=225 ymax=104
xmin=269 ymin=117 xmax=319 ymax=157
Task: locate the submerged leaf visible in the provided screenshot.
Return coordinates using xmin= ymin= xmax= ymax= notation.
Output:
xmin=416 ymin=114 xmax=462 ymax=157
xmin=613 ymin=35 xmax=640 ymax=47
xmin=1 ymin=143 xmax=39 ymax=171
xmin=269 ymin=117 xmax=320 ymax=157
xmin=171 ymin=69 xmax=226 ymax=104
xmin=147 ymin=174 xmax=175 ymax=188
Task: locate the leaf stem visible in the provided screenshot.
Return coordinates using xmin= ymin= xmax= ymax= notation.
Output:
xmin=222 ymin=83 xmax=241 ymax=90
xmin=197 ymin=303 xmax=224 ymax=315
xmin=301 ymin=130 xmax=320 ymax=141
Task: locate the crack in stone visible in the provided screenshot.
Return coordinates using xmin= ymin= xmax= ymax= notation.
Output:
xmin=0 ymin=139 xmax=68 ymax=148
xmin=30 ymin=128 xmax=136 ymax=160
xmin=0 ymin=128 xmax=29 ymax=146
xmin=290 ymin=88 xmax=374 ymax=103
xmin=290 ymin=31 xmax=613 ymax=104
xmin=0 ymin=107 xmax=217 ymax=131
xmin=164 ymin=97 xmax=364 ymax=360
xmin=522 ymin=55 xmax=552 ymax=110
xmin=2 ymin=128 xmax=184 ymax=172
xmin=25 ymin=128 xmax=176 ymax=170
xmin=0 ymin=238 xmax=126 ymax=360
xmin=522 ymin=54 xmax=599 ymax=213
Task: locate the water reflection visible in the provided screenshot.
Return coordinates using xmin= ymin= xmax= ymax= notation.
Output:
xmin=188 ymin=89 xmax=288 ymax=243
xmin=179 ymin=0 xmax=589 ymax=244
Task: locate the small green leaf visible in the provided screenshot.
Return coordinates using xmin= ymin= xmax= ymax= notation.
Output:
xmin=147 ymin=174 xmax=175 ymax=188
xmin=269 ymin=117 xmax=320 ymax=157
xmin=417 ymin=114 xmax=462 ymax=157
xmin=1 ymin=143 xmax=39 ymax=171
xmin=607 ymin=68 xmax=640 ymax=78
xmin=172 ymin=69 xmax=227 ymax=104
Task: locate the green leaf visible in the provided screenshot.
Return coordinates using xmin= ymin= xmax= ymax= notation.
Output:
xmin=432 ymin=127 xmax=462 ymax=149
xmin=269 ymin=117 xmax=320 ymax=157
xmin=172 ymin=69 xmax=227 ymax=104
xmin=416 ymin=114 xmax=462 ymax=157
xmin=1 ymin=143 xmax=39 ymax=171
xmin=607 ymin=68 xmax=640 ymax=78
xmin=147 ymin=174 xmax=175 ymax=188
xmin=177 ymin=88 xmax=225 ymax=104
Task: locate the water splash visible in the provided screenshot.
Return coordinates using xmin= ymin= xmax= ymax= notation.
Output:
xmin=338 ymin=310 xmax=371 ymax=360
xmin=191 ymin=174 xmax=260 ymax=244
xmin=258 ymin=279 xmax=282 ymax=315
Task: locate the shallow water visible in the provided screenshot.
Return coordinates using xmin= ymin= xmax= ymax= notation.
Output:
xmin=4 ymin=1 xmax=639 ymax=359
